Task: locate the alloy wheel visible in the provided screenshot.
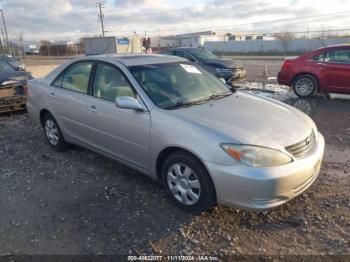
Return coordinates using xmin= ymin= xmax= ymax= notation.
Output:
xmin=45 ymin=119 xmax=59 ymax=146
xmin=295 ymin=77 xmax=314 ymax=96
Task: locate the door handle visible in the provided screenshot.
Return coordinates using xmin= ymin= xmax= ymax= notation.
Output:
xmin=49 ymin=92 xmax=56 ymax=98
xmin=88 ymin=105 xmax=98 ymax=113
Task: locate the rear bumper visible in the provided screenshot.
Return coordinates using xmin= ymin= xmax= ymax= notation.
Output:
xmin=0 ymin=95 xmax=27 ymax=113
xmin=205 ymin=132 xmax=325 ymax=211
xmin=26 ymin=99 xmax=40 ymax=123
xmin=277 ymin=71 xmax=292 ymax=86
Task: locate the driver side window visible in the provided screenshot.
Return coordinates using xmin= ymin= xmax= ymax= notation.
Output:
xmin=94 ymin=63 xmax=135 ymax=102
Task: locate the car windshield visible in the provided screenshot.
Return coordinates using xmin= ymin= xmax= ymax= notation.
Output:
xmin=189 ymin=49 xmax=220 ymax=61
xmin=129 ymin=62 xmax=232 ymax=110
xmin=0 ymin=60 xmax=15 ymax=73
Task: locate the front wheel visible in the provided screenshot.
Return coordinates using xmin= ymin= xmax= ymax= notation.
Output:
xmin=162 ymin=151 xmax=216 ymax=214
xmin=293 ymin=74 xmax=318 ymax=98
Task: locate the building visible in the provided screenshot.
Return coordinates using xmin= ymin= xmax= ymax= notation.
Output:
xmin=116 ymin=35 xmax=143 ymax=54
xmin=150 ymin=31 xmax=227 ymax=51
xmin=11 ymin=40 xmax=40 ymax=55
xmin=149 ymin=31 xmax=276 ymax=52
xmin=227 ymin=32 xmax=276 ymax=41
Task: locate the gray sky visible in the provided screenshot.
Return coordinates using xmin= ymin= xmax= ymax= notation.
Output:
xmin=1 ymin=0 xmax=350 ymax=41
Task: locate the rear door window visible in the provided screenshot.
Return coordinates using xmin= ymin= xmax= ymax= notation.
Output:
xmin=174 ymin=51 xmax=195 ymax=61
xmin=312 ymin=53 xmax=325 ymax=62
xmin=174 ymin=50 xmax=186 ymax=58
xmin=324 ymin=49 xmax=350 ymax=63
xmin=61 ymin=62 xmax=93 ymax=93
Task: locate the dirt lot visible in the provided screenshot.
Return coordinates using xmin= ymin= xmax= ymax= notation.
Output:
xmin=1 ymin=56 xmax=349 ymax=257
xmin=0 ymin=95 xmax=349 ymax=257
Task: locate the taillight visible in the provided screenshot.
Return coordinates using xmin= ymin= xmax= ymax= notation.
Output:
xmin=23 ymin=83 xmax=28 ymax=95
xmin=281 ymin=60 xmax=291 ymax=71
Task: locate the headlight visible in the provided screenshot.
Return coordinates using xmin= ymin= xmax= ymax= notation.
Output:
xmin=215 ymin=67 xmax=231 ymax=73
xmin=221 ymin=144 xmax=292 ymax=167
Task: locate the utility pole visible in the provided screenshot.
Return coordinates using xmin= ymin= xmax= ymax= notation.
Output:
xmin=0 ymin=38 xmax=4 ymax=57
xmin=0 ymin=9 xmax=11 ymax=55
xmin=1 ymin=29 xmax=7 ymax=54
xmin=97 ymin=2 xmax=106 ymax=37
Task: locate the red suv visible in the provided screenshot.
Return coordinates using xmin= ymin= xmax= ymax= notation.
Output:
xmin=278 ymin=45 xmax=350 ymax=97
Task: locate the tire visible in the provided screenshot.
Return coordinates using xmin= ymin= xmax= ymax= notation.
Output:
xmin=162 ymin=151 xmax=216 ymax=214
xmin=293 ymin=74 xmax=318 ymax=98
xmin=42 ymin=113 xmax=67 ymax=152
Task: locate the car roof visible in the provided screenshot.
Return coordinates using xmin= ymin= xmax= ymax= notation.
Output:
xmin=87 ymin=54 xmax=187 ymax=66
xmin=316 ymin=44 xmax=350 ymax=51
xmin=41 ymin=54 xmax=188 ymax=85
xmin=168 ymin=47 xmax=201 ymax=51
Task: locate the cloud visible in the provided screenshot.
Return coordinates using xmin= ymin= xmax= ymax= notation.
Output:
xmin=0 ymin=0 xmax=349 ymax=41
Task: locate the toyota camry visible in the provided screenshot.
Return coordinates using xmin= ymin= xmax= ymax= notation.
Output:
xmin=27 ymin=54 xmax=325 ymax=213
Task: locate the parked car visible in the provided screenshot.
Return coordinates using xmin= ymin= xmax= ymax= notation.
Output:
xmin=0 ymin=59 xmax=31 ymax=113
xmin=278 ymin=45 xmax=350 ymax=97
xmin=0 ymin=55 xmax=26 ymax=71
xmin=27 ymin=55 xmax=324 ymax=213
xmin=164 ymin=47 xmax=246 ymax=85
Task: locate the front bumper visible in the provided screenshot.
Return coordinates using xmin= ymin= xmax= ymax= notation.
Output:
xmin=216 ymin=68 xmax=247 ymax=82
xmin=205 ymin=132 xmax=325 ymax=211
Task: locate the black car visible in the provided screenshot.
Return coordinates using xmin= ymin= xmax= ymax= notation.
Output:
xmin=0 ymin=58 xmax=32 ymax=113
xmin=164 ymin=47 xmax=246 ymax=84
xmin=0 ymin=55 xmax=26 ymax=71
xmin=0 ymin=59 xmax=31 ymax=86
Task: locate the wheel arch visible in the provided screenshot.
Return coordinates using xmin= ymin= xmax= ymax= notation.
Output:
xmin=155 ymin=146 xmax=212 ymax=182
xmin=39 ymin=109 xmax=52 ymax=127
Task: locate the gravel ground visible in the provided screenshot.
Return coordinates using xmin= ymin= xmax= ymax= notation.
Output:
xmin=0 ymin=97 xmax=349 ymax=257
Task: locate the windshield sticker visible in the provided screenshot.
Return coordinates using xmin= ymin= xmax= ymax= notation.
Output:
xmin=180 ymin=64 xmax=202 ymax=74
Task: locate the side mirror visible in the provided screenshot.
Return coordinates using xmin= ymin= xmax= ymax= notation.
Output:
xmin=15 ymin=67 xmax=25 ymax=71
xmin=219 ymin=77 xmax=226 ymax=84
xmin=115 ymin=96 xmax=146 ymax=112
xmin=188 ymin=56 xmax=196 ymax=62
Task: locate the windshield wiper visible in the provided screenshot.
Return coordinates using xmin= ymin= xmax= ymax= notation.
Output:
xmin=163 ymin=100 xmax=204 ymax=110
xmin=163 ymin=93 xmax=232 ymax=110
xmin=202 ymin=92 xmax=233 ymax=101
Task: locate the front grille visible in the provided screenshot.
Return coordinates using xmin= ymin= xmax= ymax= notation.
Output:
xmin=286 ymin=131 xmax=315 ymax=158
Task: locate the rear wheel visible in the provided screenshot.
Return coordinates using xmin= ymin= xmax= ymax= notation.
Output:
xmin=293 ymin=74 xmax=318 ymax=98
xmin=43 ymin=113 xmax=67 ymax=152
xmin=162 ymin=151 xmax=216 ymax=214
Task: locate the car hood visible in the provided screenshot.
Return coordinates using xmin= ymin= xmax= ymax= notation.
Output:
xmin=203 ymin=59 xmax=243 ymax=69
xmin=0 ymin=71 xmax=29 ymax=86
xmin=167 ymin=92 xmax=312 ymax=149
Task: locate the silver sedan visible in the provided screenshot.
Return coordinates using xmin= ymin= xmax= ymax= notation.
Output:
xmin=26 ymin=55 xmax=325 ymax=213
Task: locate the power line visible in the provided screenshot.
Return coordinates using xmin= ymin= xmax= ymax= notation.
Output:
xmin=109 ymin=10 xmax=350 ymax=35
xmin=151 ymin=10 xmax=350 ymax=33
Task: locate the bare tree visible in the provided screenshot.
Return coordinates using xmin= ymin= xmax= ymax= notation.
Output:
xmin=275 ymin=31 xmax=295 ymax=55
xmin=40 ymin=40 xmax=52 ymax=56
